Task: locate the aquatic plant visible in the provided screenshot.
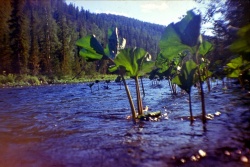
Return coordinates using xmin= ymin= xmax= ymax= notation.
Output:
xmin=227 ymin=24 xmax=250 ymax=89
xmin=172 ymin=60 xmax=197 ymax=122
xmin=109 ymin=47 xmax=155 ymax=116
xmin=156 ymin=10 xmax=213 ymax=124
xmin=76 ymin=27 xmax=157 ymax=119
xmin=95 ymin=80 xmax=99 ymax=90
xmin=87 ymin=82 xmax=95 ymax=92
xmin=76 ymin=27 xmax=138 ymax=119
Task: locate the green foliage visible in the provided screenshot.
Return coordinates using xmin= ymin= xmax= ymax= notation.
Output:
xmin=0 ymin=74 xmax=15 ymax=84
xmin=1 ymin=0 xmax=165 ymax=79
xmin=108 ymin=27 xmax=119 ymax=59
xmin=111 ymin=48 xmax=155 ymax=77
xmin=226 ymin=56 xmax=250 ymax=78
xmin=158 ymin=23 xmax=191 ymax=62
xmin=230 ymin=24 xmax=250 ymax=54
xmin=199 ymin=39 xmax=213 ymax=56
xmin=227 ymin=24 xmax=250 ymax=87
xmin=172 ymin=60 xmax=197 ymax=94
xmin=158 ymin=10 xmax=201 ymax=63
xmin=76 ymin=35 xmax=104 ymax=62
xmin=156 ymin=9 xmax=209 ymax=124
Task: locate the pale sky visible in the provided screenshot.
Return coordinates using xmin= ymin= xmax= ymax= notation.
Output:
xmin=65 ymin=0 xmax=212 ymax=35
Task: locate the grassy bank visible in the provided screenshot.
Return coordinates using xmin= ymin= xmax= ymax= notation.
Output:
xmin=0 ymin=74 xmax=121 ymax=88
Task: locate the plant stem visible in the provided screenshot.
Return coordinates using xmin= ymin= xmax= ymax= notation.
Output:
xmin=121 ymin=74 xmax=136 ymax=119
xmin=188 ymin=92 xmax=194 ymax=124
xmin=199 ymin=80 xmax=206 ymax=124
xmin=167 ymin=79 xmax=173 ymax=94
xmin=140 ymin=76 xmax=145 ymax=97
xmin=206 ymin=78 xmax=211 ymax=92
xmin=135 ymin=76 xmax=143 ymax=115
xmin=195 ymin=43 xmax=206 ymax=125
xmin=106 ymin=57 xmax=137 ymax=119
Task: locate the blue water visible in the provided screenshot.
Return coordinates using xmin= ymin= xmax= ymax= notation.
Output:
xmin=0 ymin=79 xmax=249 ymax=167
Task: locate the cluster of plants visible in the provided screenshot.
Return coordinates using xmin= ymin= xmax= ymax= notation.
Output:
xmin=76 ymin=7 xmax=250 ymax=126
xmin=225 ymin=24 xmax=250 ymax=89
xmin=76 ymin=10 xmax=217 ymax=125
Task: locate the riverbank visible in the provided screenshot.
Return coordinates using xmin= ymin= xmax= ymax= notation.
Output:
xmin=0 ymin=74 xmax=121 ymax=88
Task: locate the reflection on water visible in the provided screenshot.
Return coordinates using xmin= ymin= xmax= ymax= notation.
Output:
xmin=0 ymin=80 xmax=249 ymax=167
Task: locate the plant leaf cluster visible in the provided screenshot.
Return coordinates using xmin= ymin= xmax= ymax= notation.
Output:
xmin=226 ymin=24 xmax=250 ymax=88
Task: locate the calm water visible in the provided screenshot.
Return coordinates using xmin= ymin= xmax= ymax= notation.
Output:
xmin=0 ymin=79 xmax=249 ymax=167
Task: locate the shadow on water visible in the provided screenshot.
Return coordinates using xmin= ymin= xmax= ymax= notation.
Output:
xmin=0 ymin=79 xmax=250 ymax=167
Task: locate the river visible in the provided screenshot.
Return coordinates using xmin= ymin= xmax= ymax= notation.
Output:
xmin=0 ymin=79 xmax=249 ymax=167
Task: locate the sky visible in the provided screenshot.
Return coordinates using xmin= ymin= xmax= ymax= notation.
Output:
xmin=65 ymin=0 xmax=211 ymax=35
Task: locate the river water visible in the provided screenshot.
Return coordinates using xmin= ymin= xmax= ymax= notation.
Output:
xmin=0 ymin=79 xmax=249 ymax=167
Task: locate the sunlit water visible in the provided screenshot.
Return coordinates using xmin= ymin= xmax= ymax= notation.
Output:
xmin=0 ymin=79 xmax=249 ymax=167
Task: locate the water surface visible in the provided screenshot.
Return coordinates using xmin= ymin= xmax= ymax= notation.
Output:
xmin=0 ymin=79 xmax=249 ymax=167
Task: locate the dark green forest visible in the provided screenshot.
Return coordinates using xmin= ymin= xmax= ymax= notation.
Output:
xmin=0 ymin=0 xmax=249 ymax=85
xmin=0 ymin=0 xmax=164 ymax=78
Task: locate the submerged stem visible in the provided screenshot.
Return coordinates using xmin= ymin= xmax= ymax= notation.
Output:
xmin=195 ymin=42 xmax=206 ymax=125
xmin=135 ymin=76 xmax=143 ymax=115
xmin=140 ymin=76 xmax=145 ymax=97
xmin=121 ymin=75 xmax=136 ymax=119
xmin=188 ymin=92 xmax=194 ymax=124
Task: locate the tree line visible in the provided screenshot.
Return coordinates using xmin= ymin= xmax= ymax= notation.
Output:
xmin=0 ymin=0 xmax=165 ymax=78
xmin=1 ymin=0 xmax=249 ymax=81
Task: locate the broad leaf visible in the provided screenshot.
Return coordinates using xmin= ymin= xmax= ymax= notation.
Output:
xmin=226 ymin=56 xmax=243 ymax=69
xmin=79 ymin=49 xmax=102 ymax=62
xmin=108 ymin=27 xmax=119 ymax=59
xmin=158 ymin=10 xmax=201 ymax=63
xmin=227 ymin=69 xmax=241 ymax=78
xmin=112 ymin=48 xmax=155 ymax=77
xmin=159 ymin=23 xmax=191 ymax=61
xmin=172 ymin=60 xmax=197 ymax=94
xmin=230 ymin=24 xmax=250 ymax=53
xmin=199 ymin=39 xmax=213 ymax=56
xmin=174 ymin=10 xmax=201 ymax=47
xmin=76 ymin=35 xmax=105 ymax=61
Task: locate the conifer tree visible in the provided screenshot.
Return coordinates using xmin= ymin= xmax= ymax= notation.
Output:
xmin=9 ymin=0 xmax=29 ymax=74
xmin=0 ymin=0 xmax=12 ymax=73
xmin=27 ymin=0 xmax=40 ymax=75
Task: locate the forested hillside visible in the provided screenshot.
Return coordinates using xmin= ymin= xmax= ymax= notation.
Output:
xmin=0 ymin=0 xmax=165 ymax=78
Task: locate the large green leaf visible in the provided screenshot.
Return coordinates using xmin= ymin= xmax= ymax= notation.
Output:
xmin=230 ymin=24 xmax=250 ymax=53
xmin=112 ymin=48 xmax=155 ymax=77
xmin=108 ymin=27 xmax=119 ymax=59
xmin=172 ymin=60 xmax=197 ymax=94
xmin=226 ymin=56 xmax=243 ymax=69
xmin=199 ymin=39 xmax=213 ymax=56
xmin=227 ymin=69 xmax=241 ymax=78
xmin=79 ymin=49 xmax=102 ymax=62
xmin=76 ymin=35 xmax=105 ymax=61
xmin=174 ymin=10 xmax=201 ymax=47
xmin=158 ymin=23 xmax=191 ymax=61
xmin=158 ymin=10 xmax=201 ymax=63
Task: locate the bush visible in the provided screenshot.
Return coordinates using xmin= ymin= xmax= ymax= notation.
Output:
xmin=24 ymin=75 xmax=40 ymax=85
xmin=0 ymin=74 xmax=15 ymax=84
